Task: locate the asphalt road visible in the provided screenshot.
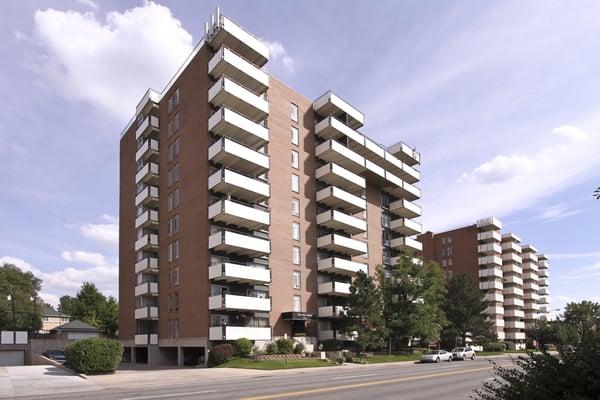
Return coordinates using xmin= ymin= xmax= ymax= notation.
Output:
xmin=17 ymin=357 xmax=514 ymax=400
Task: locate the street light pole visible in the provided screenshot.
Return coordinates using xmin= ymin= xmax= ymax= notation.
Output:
xmin=30 ymin=295 xmax=37 ymax=335
xmin=7 ymin=294 xmax=16 ymax=343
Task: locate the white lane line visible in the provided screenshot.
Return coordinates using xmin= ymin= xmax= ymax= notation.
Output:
xmin=331 ymin=373 xmax=377 ymax=380
xmin=120 ymin=390 xmax=217 ymax=400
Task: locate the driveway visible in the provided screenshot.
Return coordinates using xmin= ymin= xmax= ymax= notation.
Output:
xmin=0 ymin=365 xmax=100 ymax=398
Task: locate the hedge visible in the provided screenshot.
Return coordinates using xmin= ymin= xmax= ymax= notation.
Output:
xmin=276 ymin=338 xmax=294 ymax=354
xmin=483 ymin=342 xmax=507 ymax=352
xmin=64 ymin=338 xmax=123 ymax=374
xmin=209 ymin=343 xmax=234 ymax=366
xmin=235 ymin=338 xmax=253 ymax=357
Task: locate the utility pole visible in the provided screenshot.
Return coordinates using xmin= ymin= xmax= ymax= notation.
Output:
xmin=7 ymin=294 xmax=16 ymax=343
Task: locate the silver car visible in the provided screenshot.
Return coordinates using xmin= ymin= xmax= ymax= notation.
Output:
xmin=420 ymin=350 xmax=453 ymax=363
xmin=451 ymin=347 xmax=476 ymax=360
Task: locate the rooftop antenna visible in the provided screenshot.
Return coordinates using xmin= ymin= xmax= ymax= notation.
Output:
xmin=211 ymin=13 xmax=215 ymax=27
xmin=205 ymin=21 xmax=209 ymax=36
xmin=216 ymin=6 xmax=221 ymax=25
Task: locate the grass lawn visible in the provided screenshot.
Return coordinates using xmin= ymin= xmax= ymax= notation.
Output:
xmin=359 ymin=354 xmax=421 ymax=364
xmin=216 ymin=357 xmax=337 ymax=370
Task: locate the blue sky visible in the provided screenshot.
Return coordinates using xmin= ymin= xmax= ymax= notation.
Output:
xmin=1 ymin=1 xmax=599 ymax=317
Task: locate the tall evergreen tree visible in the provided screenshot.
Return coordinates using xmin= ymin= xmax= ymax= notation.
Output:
xmin=340 ymin=270 xmax=385 ymax=351
xmin=441 ymin=273 xmax=495 ymax=347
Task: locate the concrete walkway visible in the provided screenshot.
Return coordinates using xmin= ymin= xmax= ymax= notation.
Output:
xmin=0 ymin=365 xmax=100 ymax=399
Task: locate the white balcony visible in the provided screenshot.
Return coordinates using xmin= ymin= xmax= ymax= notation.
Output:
xmin=539 ymin=305 xmax=548 ymax=313
xmin=389 ymin=199 xmax=421 ymax=218
xmin=477 ymin=217 xmax=502 ymax=231
xmin=390 ymin=237 xmax=423 ymax=252
xmin=505 ymin=332 xmax=526 ymax=341
xmin=505 ymin=321 xmax=525 ymax=329
xmin=318 ymin=281 xmax=351 ymax=296
xmin=522 ymin=252 xmax=539 ymax=262
xmin=539 ymin=260 xmax=549 ymax=269
xmin=209 ymin=77 xmax=268 ymax=122
xmin=478 ymin=255 xmax=502 ymax=266
xmin=135 ymin=306 xmax=158 ymax=320
xmin=480 ymin=280 xmax=503 ymax=291
xmin=504 ymin=286 xmax=524 ymax=296
xmin=135 ymin=257 xmax=158 ymax=274
xmin=364 ymin=159 xmax=386 ymax=185
xmin=135 ymin=209 xmax=159 ymax=229
xmin=135 ymin=162 xmax=159 ymax=185
xmin=134 ymin=333 xmax=158 ymax=346
xmin=539 ymin=296 xmax=548 ymax=304
xmin=209 ymin=137 xmax=269 ymax=176
xmin=390 ymin=256 xmax=423 ymax=266
xmin=478 ymin=230 xmax=502 ymax=243
xmin=317 ymin=209 xmax=367 ymax=235
xmin=135 ymin=233 xmax=159 ymax=252
xmin=135 ymin=138 xmax=159 ymax=162
xmin=315 ymin=139 xmax=366 ymax=174
xmin=208 ymin=293 xmax=271 ymax=312
xmin=502 ymin=263 xmax=523 ymax=275
xmin=383 ymin=173 xmax=421 ymax=201
xmin=479 ymin=243 xmax=502 ymax=255
xmin=525 ymin=302 xmax=540 ymax=311
xmin=502 ymin=253 xmax=523 ymax=264
xmin=522 ymin=244 xmax=538 ymax=253
xmin=539 ymin=278 xmax=549 ymax=287
xmin=486 ymin=306 xmax=504 ymax=315
xmin=208 ymin=168 xmax=270 ymax=203
xmin=135 ymin=282 xmax=158 ymax=297
xmin=539 ymin=269 xmax=549 ymax=278
xmin=209 ymin=107 xmax=269 ymax=148
xmin=539 ymin=287 xmax=549 ymax=296
xmin=479 ymin=267 xmax=503 ymax=279
xmin=318 ymin=305 xmax=347 ymax=318
xmin=388 ymin=141 xmax=420 ymax=166
xmin=317 ymin=233 xmax=367 ymax=256
xmin=208 ymin=198 xmax=270 ymax=230
xmin=135 ymin=89 xmax=160 ymax=117
xmin=209 ymin=325 xmax=271 ymax=341
xmin=209 ymin=46 xmax=269 ymax=94
xmin=504 ymin=274 xmax=523 ymax=285
xmin=208 ymin=15 xmax=269 ymax=67
xmin=135 ymin=186 xmax=159 ymax=207
xmin=494 ymin=319 xmax=505 ymax=328
xmin=389 ymin=218 xmax=422 ymax=236
xmin=485 ymin=293 xmax=504 ymax=302
xmin=505 ymin=309 xmax=525 ymax=318
xmin=209 ymin=230 xmax=270 ymax=257
xmin=522 ymin=262 xmax=539 ymax=273
xmin=314 ymin=92 xmax=364 ymax=129
xmin=315 ymin=116 xmax=365 ymax=147
xmin=316 ymin=186 xmax=366 ymax=214
xmin=135 ymin=115 xmax=159 ymax=140
xmin=208 ymin=262 xmax=270 ymax=284
xmin=501 ymin=241 xmax=522 ymax=253
xmin=524 ymin=292 xmax=540 ymax=301
xmin=318 ymin=257 xmax=367 ymax=276
xmin=316 ymin=163 xmax=365 ymax=194
xmin=523 ymin=271 xmax=539 ymax=282
xmin=505 ymin=298 xmax=525 ymax=307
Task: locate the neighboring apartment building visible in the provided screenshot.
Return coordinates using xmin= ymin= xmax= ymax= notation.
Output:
xmin=40 ymin=305 xmax=70 ymax=334
xmin=419 ymin=217 xmax=550 ymax=348
xmin=119 ymin=9 xmax=422 ymax=366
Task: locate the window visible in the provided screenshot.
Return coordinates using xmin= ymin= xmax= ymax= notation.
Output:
xmin=290 ymin=103 xmax=299 ymax=122
xmin=173 ymin=163 xmax=180 ymax=183
xmin=441 ymin=260 xmax=447 ymax=268
xmin=447 ymin=259 xmax=453 ymax=267
xmin=173 ymin=240 xmax=180 ymax=260
xmin=292 ymin=222 xmax=300 ymax=241
xmin=173 ymin=215 xmax=180 ymax=234
xmin=168 ymin=142 xmax=174 ymax=162
xmin=292 ymin=246 xmax=301 ymax=265
xmin=291 ymin=127 xmax=299 ymax=146
xmin=168 ymin=188 xmax=180 ymax=211
xmin=168 ymin=243 xmax=173 ymax=262
xmin=291 ymin=150 xmax=299 ymax=169
xmin=381 ymin=212 xmax=391 ymax=228
xmin=293 ymin=295 xmax=301 ymax=312
xmin=174 ymin=88 xmax=180 ymax=106
xmin=173 ymin=292 xmax=179 ymax=311
xmin=291 ymin=174 xmax=299 ymax=193
xmin=292 ymin=198 xmax=300 ymax=216
xmin=173 ymin=266 xmax=179 ymax=286
xmin=174 ymin=113 xmax=180 ymax=131
xmin=168 ymin=97 xmax=173 ymax=113
xmin=293 ymin=271 xmax=301 ymax=289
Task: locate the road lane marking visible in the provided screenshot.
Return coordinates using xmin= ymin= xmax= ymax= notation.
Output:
xmin=330 ymin=373 xmax=377 ymax=380
xmin=239 ymin=366 xmax=493 ymax=400
xmin=121 ymin=390 xmax=217 ymax=400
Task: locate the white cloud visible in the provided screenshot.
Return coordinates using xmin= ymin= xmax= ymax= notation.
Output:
xmin=80 ymin=215 xmax=118 ymax=245
xmin=548 ymin=251 xmax=600 ymax=259
xmin=61 ymin=250 xmax=105 ymax=266
xmin=265 ymin=41 xmax=295 ymax=73
xmin=537 ymin=203 xmax=582 ymax=222
xmin=458 ymin=154 xmax=536 ymax=184
xmin=0 ymin=256 xmax=118 ymax=307
xmin=75 ymin=0 xmax=98 ymax=11
xmin=28 ymin=2 xmax=194 ymax=121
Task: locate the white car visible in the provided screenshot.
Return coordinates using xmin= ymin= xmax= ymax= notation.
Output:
xmin=420 ymin=350 xmax=453 ymax=363
xmin=451 ymin=347 xmax=476 ymax=360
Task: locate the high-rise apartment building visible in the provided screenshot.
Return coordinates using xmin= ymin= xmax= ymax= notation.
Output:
xmin=119 ymin=9 xmax=422 ymax=366
xmin=419 ymin=217 xmax=550 ymax=348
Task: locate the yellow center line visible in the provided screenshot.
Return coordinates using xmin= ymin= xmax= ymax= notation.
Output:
xmin=239 ymin=365 xmax=494 ymax=400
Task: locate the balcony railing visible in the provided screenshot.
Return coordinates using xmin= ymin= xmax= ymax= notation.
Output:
xmin=505 ymin=332 xmax=526 ymax=340
xmin=208 ymin=198 xmax=270 ymax=230
xmin=209 ymin=325 xmax=271 ymax=341
xmin=208 ymin=76 xmax=269 ymax=122
xmin=505 ymin=309 xmax=525 ymax=318
xmin=316 ymin=209 xmax=367 ymax=235
xmin=135 ymin=115 xmax=159 ymax=140
xmin=484 ymin=293 xmax=504 ymax=302
xmin=135 ymin=162 xmax=159 ymax=185
xmin=208 ymin=293 xmax=271 ymax=312
xmin=502 ymin=253 xmax=523 ymax=264
xmin=389 ymin=218 xmax=422 ymax=236
xmin=477 ymin=230 xmax=502 ymax=243
xmin=504 ymin=274 xmax=523 ymax=285
xmin=135 ymin=186 xmax=159 ymax=207
xmin=501 ymin=241 xmax=522 ymax=253
xmin=208 ymin=137 xmax=269 ymax=176
xmin=504 ymin=298 xmax=525 ymax=307
xmin=502 ymin=263 xmax=523 ymax=276
xmin=134 ymin=281 xmax=158 ymax=297
xmin=209 ymin=107 xmax=269 ymax=148
xmin=315 ymin=162 xmax=365 ymax=194
xmin=318 ymin=257 xmax=367 ymax=276
xmin=383 ymin=172 xmax=421 ymax=201
xmin=479 ymin=267 xmax=503 ymax=279
xmin=134 ymin=333 xmax=158 ymax=346
xmin=208 ymin=45 xmax=269 ymax=94
xmin=478 ymin=255 xmax=503 ymax=266
xmin=135 ymin=138 xmax=159 ymax=162
xmin=390 ymin=237 xmax=423 ymax=252
xmin=316 ymin=186 xmax=366 ymax=214
xmin=317 ymin=233 xmax=367 ymax=256
xmin=477 ymin=217 xmax=502 ymax=231
xmin=486 ymin=306 xmax=504 ymax=315
xmin=315 ymin=139 xmax=366 ymax=174
xmin=318 ymin=281 xmax=351 ymax=296
xmin=208 ymin=167 xmax=270 ymax=203
xmin=319 ymin=330 xmax=357 ymax=341
xmin=208 ymin=261 xmax=271 ymax=284
xmin=388 ymin=199 xmax=421 ymax=218
xmin=503 ymin=286 xmax=524 ymax=296
xmin=135 ymin=256 xmax=158 ymax=274
xmin=313 ymin=91 xmax=364 ymax=130
xmin=522 ymin=262 xmax=539 ymax=273
xmin=478 ymin=243 xmax=502 ymax=255
xmin=135 ymin=89 xmax=160 ymax=117
xmin=208 ymin=15 xmax=269 ymax=67
xmin=134 ymin=306 xmax=158 ymax=320
xmin=318 ymin=305 xmax=347 ymax=318
xmin=134 ymin=233 xmax=159 ymax=252
xmin=208 ymin=229 xmax=270 ymax=257
xmin=480 ymin=280 xmax=504 ymax=291
xmin=135 ymin=209 xmax=159 ymax=229
xmin=388 ymin=141 xmax=420 ymax=166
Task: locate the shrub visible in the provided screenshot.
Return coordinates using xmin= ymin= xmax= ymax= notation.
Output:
xmin=209 ymin=343 xmax=234 ymax=366
xmin=500 ymin=341 xmax=516 ymax=351
xmin=293 ymin=342 xmax=305 ymax=355
xmin=64 ymin=338 xmax=122 ymax=374
xmin=321 ymin=339 xmax=342 ymax=351
xmin=276 ymin=338 xmax=295 ymax=354
xmin=483 ymin=342 xmax=506 ymax=352
xmin=265 ymin=342 xmax=278 ymax=355
xmin=235 ymin=338 xmax=253 ymax=358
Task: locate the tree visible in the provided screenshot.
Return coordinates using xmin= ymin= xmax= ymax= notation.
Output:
xmin=441 ymin=273 xmax=495 ymax=347
xmin=58 ymin=295 xmax=76 ymax=315
xmin=340 ymin=270 xmax=385 ymax=352
xmin=562 ymin=301 xmax=600 ymax=343
xmin=594 ymin=186 xmax=600 ymax=199
xmin=68 ymin=282 xmax=119 ymax=337
xmin=377 ymin=255 xmax=447 ymax=353
xmin=0 ymin=263 xmax=43 ymax=332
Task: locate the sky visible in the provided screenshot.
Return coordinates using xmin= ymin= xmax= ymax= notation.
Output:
xmin=1 ymin=0 xmax=599 ymax=318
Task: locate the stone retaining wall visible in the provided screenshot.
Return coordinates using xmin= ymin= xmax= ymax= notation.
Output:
xmin=251 ymin=354 xmax=303 ymax=361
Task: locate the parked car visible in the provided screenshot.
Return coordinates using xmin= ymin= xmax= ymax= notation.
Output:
xmin=420 ymin=350 xmax=453 ymax=363
xmin=451 ymin=347 xmax=476 ymax=360
xmin=44 ymin=349 xmax=66 ymax=363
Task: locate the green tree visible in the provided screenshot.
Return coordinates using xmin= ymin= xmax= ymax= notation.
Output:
xmin=69 ymin=282 xmax=119 ymax=337
xmin=0 ymin=263 xmax=43 ymax=332
xmin=441 ymin=273 xmax=495 ymax=347
xmin=58 ymin=295 xmax=76 ymax=315
xmin=340 ymin=270 xmax=385 ymax=352
xmin=377 ymin=255 xmax=447 ymax=353
xmin=562 ymin=300 xmax=600 ymax=344
xmin=98 ymin=296 xmax=119 ymax=337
